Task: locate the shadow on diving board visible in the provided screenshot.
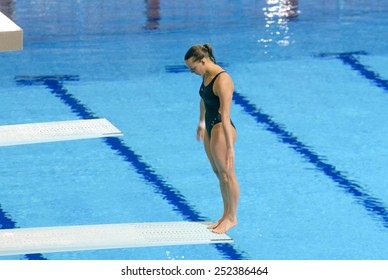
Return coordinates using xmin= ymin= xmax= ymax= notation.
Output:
xmin=0 ymin=118 xmax=123 ymax=147
xmin=0 ymin=222 xmax=234 ymax=256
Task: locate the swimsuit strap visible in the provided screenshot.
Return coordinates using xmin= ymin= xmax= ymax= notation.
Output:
xmin=213 ymin=70 xmax=226 ymax=80
xmin=203 ymin=71 xmax=226 ymax=87
xmin=209 ymin=71 xmax=226 ymax=85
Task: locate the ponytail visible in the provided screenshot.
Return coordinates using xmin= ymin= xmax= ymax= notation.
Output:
xmin=203 ymin=44 xmax=216 ymax=63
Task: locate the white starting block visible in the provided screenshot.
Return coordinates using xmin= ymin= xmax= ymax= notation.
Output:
xmin=0 ymin=12 xmax=23 ymax=52
xmin=0 ymin=118 xmax=123 ymax=147
xmin=0 ymin=222 xmax=234 ymax=256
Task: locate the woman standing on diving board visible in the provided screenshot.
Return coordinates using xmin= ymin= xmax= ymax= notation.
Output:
xmin=185 ymin=44 xmax=240 ymax=234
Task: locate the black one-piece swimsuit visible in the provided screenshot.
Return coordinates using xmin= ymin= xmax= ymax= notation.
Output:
xmin=199 ymin=71 xmax=235 ymax=138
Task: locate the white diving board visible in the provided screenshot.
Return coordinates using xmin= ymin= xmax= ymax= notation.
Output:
xmin=0 ymin=12 xmax=23 ymax=52
xmin=0 ymin=118 xmax=123 ymax=147
xmin=0 ymin=222 xmax=233 ymax=256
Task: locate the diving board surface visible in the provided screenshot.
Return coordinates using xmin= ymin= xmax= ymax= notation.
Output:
xmin=0 ymin=222 xmax=233 ymax=256
xmin=0 ymin=12 xmax=23 ymax=52
xmin=0 ymin=118 xmax=123 ymax=147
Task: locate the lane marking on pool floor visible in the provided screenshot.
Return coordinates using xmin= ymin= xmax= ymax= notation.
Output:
xmin=316 ymin=51 xmax=388 ymax=92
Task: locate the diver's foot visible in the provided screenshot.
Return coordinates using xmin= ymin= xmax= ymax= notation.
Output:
xmin=212 ymin=218 xmax=237 ymax=234
xmin=207 ymin=218 xmax=224 ymax=229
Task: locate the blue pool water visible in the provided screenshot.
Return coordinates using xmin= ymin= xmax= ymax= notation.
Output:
xmin=1 ymin=0 xmax=388 ymax=260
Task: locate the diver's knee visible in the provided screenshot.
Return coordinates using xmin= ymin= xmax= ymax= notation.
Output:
xmin=218 ymin=170 xmax=231 ymax=184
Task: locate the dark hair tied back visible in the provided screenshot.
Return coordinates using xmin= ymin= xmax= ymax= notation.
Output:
xmin=184 ymin=43 xmax=216 ymax=64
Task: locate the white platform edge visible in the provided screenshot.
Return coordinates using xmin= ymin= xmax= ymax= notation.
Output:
xmin=0 ymin=118 xmax=123 ymax=147
xmin=0 ymin=12 xmax=23 ymax=52
xmin=0 ymin=222 xmax=234 ymax=256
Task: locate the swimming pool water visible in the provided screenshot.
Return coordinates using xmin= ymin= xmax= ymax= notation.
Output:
xmin=1 ymin=0 xmax=388 ymax=260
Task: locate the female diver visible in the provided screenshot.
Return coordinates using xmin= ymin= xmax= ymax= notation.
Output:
xmin=185 ymin=44 xmax=240 ymax=234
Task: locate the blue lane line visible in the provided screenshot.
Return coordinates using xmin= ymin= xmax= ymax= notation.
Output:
xmin=14 ymin=76 xmax=248 ymax=260
xmin=232 ymin=91 xmax=388 ymax=229
xmin=316 ymin=51 xmax=388 ymax=92
xmin=0 ymin=207 xmax=16 ymax=229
